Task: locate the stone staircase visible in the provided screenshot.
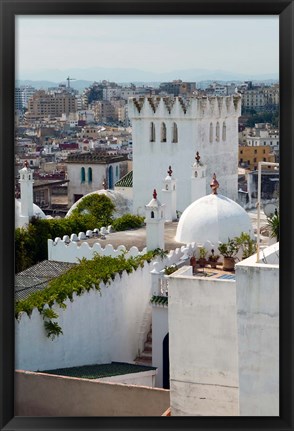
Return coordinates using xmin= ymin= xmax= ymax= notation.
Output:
xmin=134 ymin=325 xmax=152 ymax=366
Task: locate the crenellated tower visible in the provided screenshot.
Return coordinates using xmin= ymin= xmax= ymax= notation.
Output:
xmin=128 ymin=94 xmax=241 ymax=213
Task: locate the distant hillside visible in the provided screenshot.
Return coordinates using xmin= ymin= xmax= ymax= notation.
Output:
xmin=15 ymin=79 xmax=93 ymax=92
xmin=17 ymin=67 xmax=279 ymax=88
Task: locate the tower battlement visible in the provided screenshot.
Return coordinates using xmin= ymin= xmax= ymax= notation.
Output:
xmin=128 ymin=95 xmax=241 ymax=119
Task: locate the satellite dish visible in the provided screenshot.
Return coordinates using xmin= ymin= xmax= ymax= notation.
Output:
xmin=264 ymin=203 xmax=278 ymax=218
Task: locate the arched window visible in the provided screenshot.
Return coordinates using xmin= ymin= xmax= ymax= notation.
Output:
xmin=88 ymin=167 xmax=92 ymax=183
xmin=222 ymin=121 xmax=226 ymax=141
xmin=161 ymin=122 xmax=167 ymax=142
xmin=172 ymin=122 xmax=178 ymax=143
xmin=150 ymin=122 xmax=156 ymax=142
xmin=81 ymin=167 xmax=85 ymax=183
xmin=209 ymin=122 xmax=213 ymax=143
xmin=216 ymin=122 xmax=220 ymax=142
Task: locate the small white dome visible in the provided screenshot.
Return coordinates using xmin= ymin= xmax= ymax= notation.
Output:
xmin=175 ymin=193 xmax=253 ymax=246
xmin=15 ymin=199 xmax=46 ymax=228
xmin=66 ymin=189 xmax=132 ymax=218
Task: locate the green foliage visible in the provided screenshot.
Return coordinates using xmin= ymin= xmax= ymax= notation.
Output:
xmin=72 ymin=194 xmax=115 ymax=226
xmin=164 ymin=265 xmax=177 ymax=275
xmin=235 ymin=232 xmax=257 ymax=259
xmin=243 ymin=109 xmax=279 ymax=128
xmin=112 ymin=214 xmax=144 ymax=231
xmin=15 ymin=251 xmax=157 ymax=338
xmin=267 ymin=212 xmax=279 ymax=241
xmin=44 ymin=320 xmax=63 ymax=340
xmin=150 ymin=295 xmax=168 ymax=306
xmin=218 ymin=238 xmax=239 ymax=258
xmin=219 ymin=233 xmax=257 ymax=259
xmin=41 ymin=308 xmax=59 ymax=320
xmin=199 ymin=247 xmax=207 ymax=259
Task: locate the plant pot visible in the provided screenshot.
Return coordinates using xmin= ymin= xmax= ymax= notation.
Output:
xmin=209 ymin=260 xmax=218 ymax=269
xmin=223 ymin=257 xmax=235 ymax=271
xmin=198 ymin=258 xmax=207 ymax=268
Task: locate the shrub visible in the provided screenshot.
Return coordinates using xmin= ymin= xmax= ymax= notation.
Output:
xmin=112 ymin=214 xmax=144 ymax=231
xmin=71 ymin=194 xmax=115 ymax=226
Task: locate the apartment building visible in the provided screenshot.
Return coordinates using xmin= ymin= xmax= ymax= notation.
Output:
xmin=25 ymin=90 xmax=77 ymax=121
xmin=239 ymin=145 xmax=275 ymax=170
xmin=241 ymin=85 xmax=279 ymax=111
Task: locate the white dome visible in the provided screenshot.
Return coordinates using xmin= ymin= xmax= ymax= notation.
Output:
xmin=175 ymin=193 xmax=253 ymax=246
xmin=15 ymin=199 xmax=46 ymax=228
xmin=66 ymin=189 xmax=132 ymax=218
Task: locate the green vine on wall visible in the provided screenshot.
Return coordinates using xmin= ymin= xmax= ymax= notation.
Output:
xmin=15 ymin=249 xmax=164 ymax=339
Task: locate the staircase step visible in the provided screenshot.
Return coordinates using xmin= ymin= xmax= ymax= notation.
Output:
xmin=144 ymin=341 xmax=152 ymax=351
xmin=134 ymin=357 xmax=152 ymax=366
xmin=140 ymin=351 xmax=152 ymax=359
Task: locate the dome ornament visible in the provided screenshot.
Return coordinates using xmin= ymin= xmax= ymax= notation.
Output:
xmin=195 ymin=151 xmax=201 ymax=165
xmin=210 ymin=173 xmax=219 ymax=195
xmin=167 ymin=165 xmax=173 ymax=177
xmin=153 ymin=189 xmax=157 ymax=199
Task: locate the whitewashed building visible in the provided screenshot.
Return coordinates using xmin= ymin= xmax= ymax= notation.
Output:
xmin=128 ymin=95 xmax=241 ymax=214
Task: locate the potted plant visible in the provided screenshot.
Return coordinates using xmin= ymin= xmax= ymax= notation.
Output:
xmin=235 ymin=232 xmax=257 ymax=259
xmin=267 ymin=211 xmax=279 ymax=242
xmin=198 ymin=246 xmax=207 ymax=268
xmin=208 ymin=249 xmax=220 ymax=269
xmin=218 ymin=238 xmax=239 ymax=271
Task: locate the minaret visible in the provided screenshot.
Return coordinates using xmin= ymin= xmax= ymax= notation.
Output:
xmin=191 ymin=151 xmax=207 ymax=203
xmin=18 ymin=160 xmax=34 ymax=222
xmin=161 ymin=165 xmax=177 ymax=222
xmin=145 ymin=189 xmax=165 ymax=251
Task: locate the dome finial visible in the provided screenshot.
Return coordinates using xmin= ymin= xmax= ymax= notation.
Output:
xmin=102 ymin=178 xmax=107 ymax=190
xmin=153 ymin=189 xmax=157 ymax=199
xmin=210 ymin=173 xmax=219 ymax=195
xmin=24 ymin=160 xmax=29 ymax=168
xmin=195 ymin=151 xmax=201 ymax=165
xmin=167 ymin=165 xmax=173 ymax=177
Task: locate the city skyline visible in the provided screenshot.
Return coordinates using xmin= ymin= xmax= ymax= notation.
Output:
xmin=16 ymin=15 xmax=279 ymax=82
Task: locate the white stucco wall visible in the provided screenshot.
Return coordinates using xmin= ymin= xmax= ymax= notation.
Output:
xmin=129 ymin=95 xmax=241 ymax=213
xmin=235 ymin=243 xmax=279 ymax=416
xmin=48 ymin=239 xmax=146 ymax=263
xmin=98 ymin=369 xmax=156 ymax=387
xmin=67 ymin=161 xmax=122 ymax=206
xmin=15 ymin=263 xmax=153 ymax=372
xmin=152 ymin=305 xmax=169 ymax=388
xmin=167 ymin=267 xmax=239 ymax=416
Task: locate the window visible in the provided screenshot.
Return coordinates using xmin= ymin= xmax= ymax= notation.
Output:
xmin=88 ymin=167 xmax=92 ymax=183
xmin=254 ymin=158 xmax=257 ymax=162
xmin=151 ymin=211 xmax=154 ymax=219
xmin=254 ymin=149 xmax=257 ymax=154
xmin=81 ymin=167 xmax=85 ymax=183
xmin=222 ymin=121 xmax=226 ymax=141
xmin=116 ymin=166 xmax=119 ymax=177
xmin=263 ymin=158 xmax=266 ymax=162
xmin=150 ymin=122 xmax=155 ymax=142
xmin=172 ymin=122 xmax=178 ymax=143
xmin=240 ymin=150 xmax=243 ymax=154
xmin=216 ymin=122 xmax=220 ymax=142
xmin=161 ymin=122 xmax=167 ymax=142
xmin=240 ymin=158 xmax=243 ymax=163
xmin=209 ymin=122 xmax=213 ymax=143
xmin=263 ymin=149 xmax=266 ymax=154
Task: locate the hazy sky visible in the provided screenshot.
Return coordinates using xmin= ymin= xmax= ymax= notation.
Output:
xmin=16 ymin=15 xmax=279 ymax=80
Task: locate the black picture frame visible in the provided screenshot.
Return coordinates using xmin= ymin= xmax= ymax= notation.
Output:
xmin=0 ymin=1 xmax=293 ymax=430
